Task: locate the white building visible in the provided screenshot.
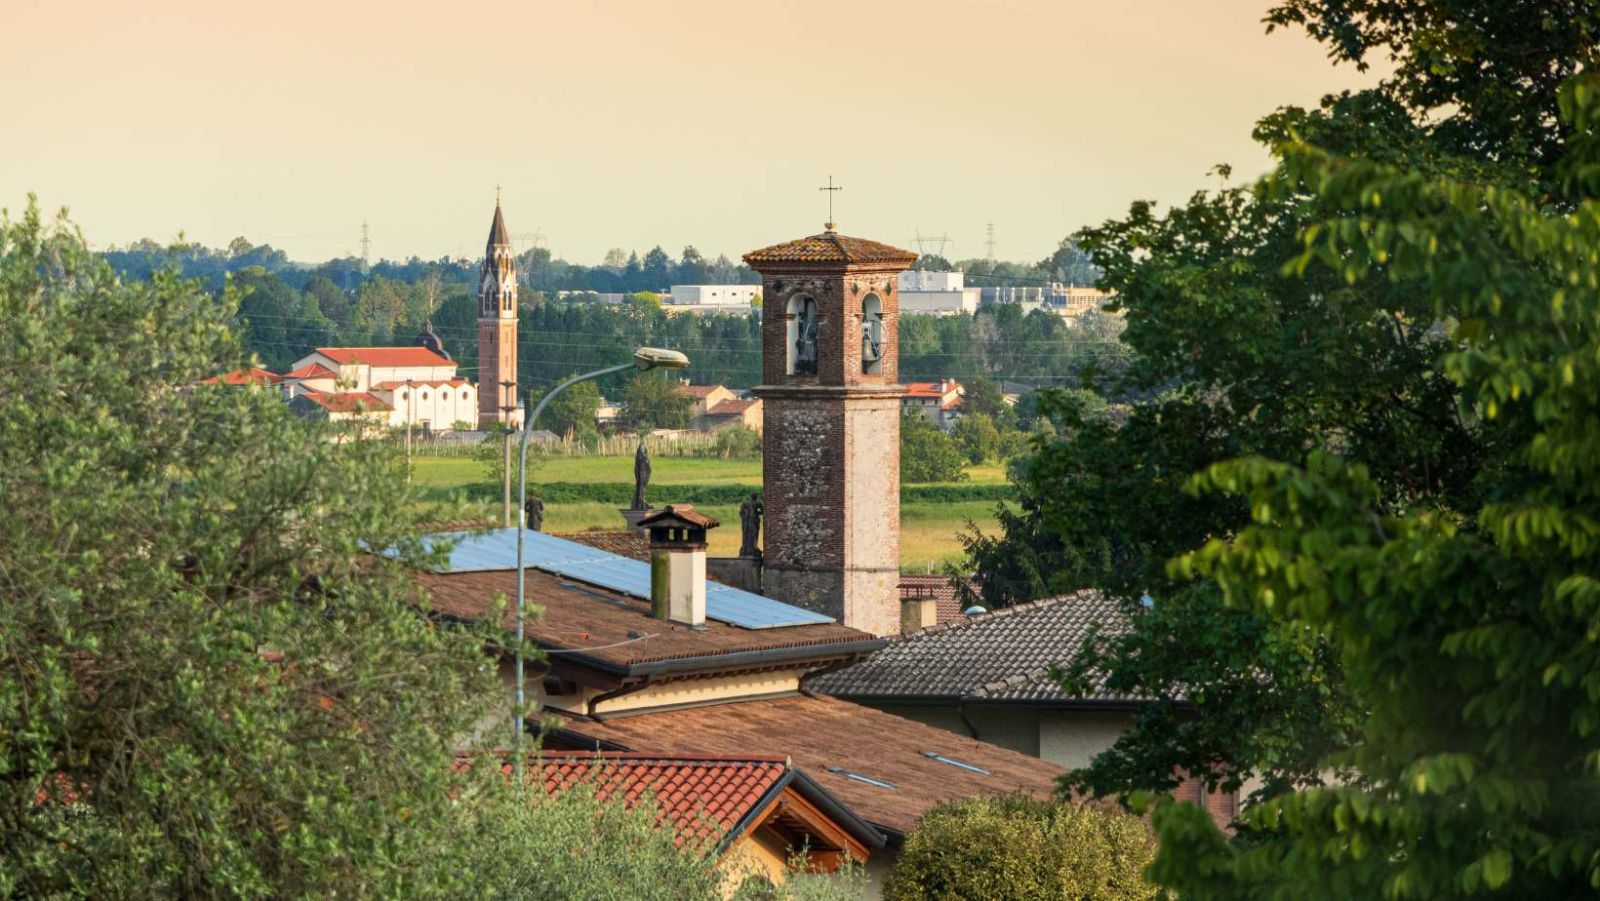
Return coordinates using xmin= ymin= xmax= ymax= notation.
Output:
xmin=901 ymin=379 xmax=964 ymax=431
xmin=281 ymin=342 xmax=479 ymax=433
xmin=898 ymin=270 xmax=980 ymax=316
xmin=666 ymin=284 xmax=760 ymax=307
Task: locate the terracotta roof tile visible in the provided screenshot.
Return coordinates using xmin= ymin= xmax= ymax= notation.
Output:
xmin=282 ymin=363 xmax=339 ymax=380
xmin=638 ymin=504 xmax=719 ymax=530
xmin=558 ymin=530 xmax=650 ymax=562
xmin=809 ymin=592 xmax=1145 ymax=704
xmin=314 ymin=346 xmax=455 ymax=368
xmin=707 ymin=398 xmax=759 ymax=416
xmin=551 ymin=694 xmax=1064 ymax=836
xmin=205 ymin=367 xmax=282 ymax=385
xmin=371 ymin=379 xmax=471 ymax=390
xmin=744 ymin=231 xmax=918 ymax=266
xmin=898 ymin=574 xmax=976 ymax=624
xmin=674 ymin=384 xmax=722 ymax=399
xmin=301 ymin=391 xmax=392 ymax=413
xmin=530 ymin=753 xmax=788 ymax=847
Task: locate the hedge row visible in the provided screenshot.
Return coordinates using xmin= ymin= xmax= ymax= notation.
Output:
xmin=466 ymin=482 xmax=1014 ymax=505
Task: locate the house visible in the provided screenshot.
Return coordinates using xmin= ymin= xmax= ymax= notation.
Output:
xmin=403 ymin=522 xmax=1063 ymax=889
xmin=281 ymin=332 xmax=478 ymax=433
xmin=530 ymin=753 xmax=881 ymax=884
xmin=901 ymin=379 xmax=964 ymax=430
xmin=807 ymin=593 xmax=1239 ymax=828
xmin=674 ymin=383 xmax=764 ymax=433
xmin=204 ymin=367 xmax=282 ymax=387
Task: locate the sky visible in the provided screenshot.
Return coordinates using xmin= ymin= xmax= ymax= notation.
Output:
xmin=2 ymin=0 xmax=1380 ymax=265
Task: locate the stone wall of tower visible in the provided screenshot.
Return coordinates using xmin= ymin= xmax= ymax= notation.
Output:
xmin=752 ymin=256 xmax=910 ymax=637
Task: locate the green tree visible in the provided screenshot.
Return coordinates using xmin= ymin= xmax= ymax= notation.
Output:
xmin=0 ymin=199 xmax=503 ymax=896
xmin=951 ymin=412 xmax=1003 ymax=464
xmin=1149 ymin=70 xmax=1600 ymax=895
xmin=901 ymin=413 xmax=967 ymax=483
xmin=883 ymin=796 xmax=1158 ymax=901
xmin=622 ymin=372 xmax=693 ymax=432
xmin=536 ymin=378 xmax=603 ymax=439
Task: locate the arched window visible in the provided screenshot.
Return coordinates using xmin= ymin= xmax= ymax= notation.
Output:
xmin=787 ymin=294 xmax=818 ymax=376
xmin=861 ymin=293 xmax=884 ymax=376
xmin=421 ymin=390 xmax=430 ymax=401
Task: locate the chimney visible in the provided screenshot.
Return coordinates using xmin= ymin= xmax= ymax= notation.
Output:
xmin=639 ymin=504 xmax=719 ymax=629
xmin=901 ymin=595 xmax=937 ymax=634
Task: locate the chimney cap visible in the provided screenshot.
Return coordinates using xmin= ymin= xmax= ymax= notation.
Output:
xmin=638 ymin=504 xmax=720 ymax=531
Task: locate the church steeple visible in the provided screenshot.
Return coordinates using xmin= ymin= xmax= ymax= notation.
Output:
xmin=477 ymin=195 xmax=521 ymax=428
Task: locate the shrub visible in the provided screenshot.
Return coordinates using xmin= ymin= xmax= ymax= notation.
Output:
xmin=883 ymin=795 xmax=1160 ymax=901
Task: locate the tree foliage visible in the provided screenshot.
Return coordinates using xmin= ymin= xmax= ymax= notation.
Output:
xmin=622 ymin=372 xmax=694 ymax=432
xmin=900 ymin=413 xmax=968 ymax=483
xmin=882 ymin=796 xmax=1159 ymax=901
xmin=1146 ymin=69 xmax=1600 ymax=899
xmin=0 ymin=199 xmax=505 ymax=896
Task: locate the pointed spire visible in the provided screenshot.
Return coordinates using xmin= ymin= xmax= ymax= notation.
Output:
xmin=487 ymin=196 xmax=510 ymax=252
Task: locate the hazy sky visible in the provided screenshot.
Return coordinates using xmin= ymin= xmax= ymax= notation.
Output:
xmin=3 ymin=1 xmax=1377 ymax=264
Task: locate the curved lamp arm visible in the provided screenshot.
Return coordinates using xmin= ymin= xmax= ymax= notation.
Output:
xmin=511 ymin=347 xmax=688 ymax=790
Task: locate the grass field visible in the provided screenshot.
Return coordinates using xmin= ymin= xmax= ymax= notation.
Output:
xmin=411 ymin=454 xmax=1010 ymax=570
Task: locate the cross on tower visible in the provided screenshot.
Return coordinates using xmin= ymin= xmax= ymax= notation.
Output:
xmin=495 ymin=183 xmax=502 ymax=204
xmin=819 ymin=175 xmax=842 ymax=232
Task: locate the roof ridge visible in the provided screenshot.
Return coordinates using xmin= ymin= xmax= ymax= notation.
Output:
xmin=892 ymin=590 xmax=1099 ymax=642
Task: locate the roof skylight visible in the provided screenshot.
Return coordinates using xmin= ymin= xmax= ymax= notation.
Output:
xmin=922 ymin=751 xmax=992 ymax=775
xmin=826 ymin=765 xmax=896 ymax=790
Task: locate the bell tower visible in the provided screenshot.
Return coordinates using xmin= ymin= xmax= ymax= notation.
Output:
xmin=477 ymin=197 xmax=521 ymax=428
xmin=745 ymin=223 xmax=917 ymax=636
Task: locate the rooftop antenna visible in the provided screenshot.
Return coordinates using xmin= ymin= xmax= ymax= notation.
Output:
xmin=819 ymin=175 xmax=842 ymax=231
xmin=984 ymin=222 xmax=996 ymax=263
xmin=360 ymin=220 xmax=371 ymax=266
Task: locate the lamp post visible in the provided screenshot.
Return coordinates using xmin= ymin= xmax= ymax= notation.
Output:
xmin=404 ymin=378 xmax=415 ymax=483
xmin=511 ymin=347 xmax=689 ymax=790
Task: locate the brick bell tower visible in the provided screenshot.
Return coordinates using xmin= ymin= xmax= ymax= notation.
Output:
xmin=477 ymin=197 xmax=521 ymax=428
xmin=744 ymin=221 xmax=917 ymax=636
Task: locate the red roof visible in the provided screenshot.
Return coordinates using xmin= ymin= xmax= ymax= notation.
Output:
xmin=899 ymin=574 xmax=978 ymax=624
xmin=532 ymin=754 xmax=788 ymax=847
xmin=904 ymin=381 xmax=961 ymax=399
xmin=744 ymin=231 xmax=918 ymax=266
xmin=314 ymin=346 xmax=454 ymax=368
xmin=204 ymin=367 xmax=281 ymax=385
xmin=301 ymin=392 xmax=391 ymax=413
xmin=371 ymin=379 xmax=471 ymax=390
xmin=674 ymin=384 xmax=722 ymax=399
xmin=282 ymin=363 xmax=339 ymax=380
xmin=708 ymin=398 xmax=758 ymax=416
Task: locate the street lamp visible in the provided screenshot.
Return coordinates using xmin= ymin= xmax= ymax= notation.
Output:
xmin=511 ymin=347 xmax=689 ymax=788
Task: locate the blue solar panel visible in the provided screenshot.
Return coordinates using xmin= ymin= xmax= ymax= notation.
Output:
xmin=395 ymin=528 xmax=835 ymax=630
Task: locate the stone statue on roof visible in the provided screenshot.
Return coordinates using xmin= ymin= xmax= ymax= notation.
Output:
xmin=739 ymin=493 xmax=763 ymax=558
xmin=630 ymin=439 xmax=652 ymax=511
xmin=524 ymin=491 xmax=544 ymax=532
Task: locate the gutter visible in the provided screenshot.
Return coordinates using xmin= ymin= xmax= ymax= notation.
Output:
xmin=545 ymin=638 xmax=888 ymax=680
xmin=824 ymin=692 xmax=1167 ymax=714
xmin=586 ymin=676 xmax=653 ymax=719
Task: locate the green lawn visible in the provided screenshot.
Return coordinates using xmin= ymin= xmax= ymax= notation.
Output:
xmin=411 ymin=454 xmax=1008 ymax=570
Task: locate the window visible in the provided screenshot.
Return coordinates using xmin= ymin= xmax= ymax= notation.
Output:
xmin=922 ymin=751 xmax=991 ymax=775
xmin=826 ymin=765 xmax=895 ymax=789
xmin=462 ymin=390 xmax=470 ymax=400
xmin=421 ymin=390 xmax=429 ymax=401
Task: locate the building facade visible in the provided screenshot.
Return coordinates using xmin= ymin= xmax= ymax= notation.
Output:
xmin=745 ymin=226 xmax=918 ymax=637
xmin=477 ymin=200 xmax=521 ymax=428
xmin=281 ymin=340 xmax=477 ymax=432
xmin=897 ymin=269 xmax=980 ymax=316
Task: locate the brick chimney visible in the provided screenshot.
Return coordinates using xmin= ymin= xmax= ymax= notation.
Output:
xmin=901 ymin=595 xmax=937 ymax=634
xmin=639 ymin=504 xmax=720 ymax=628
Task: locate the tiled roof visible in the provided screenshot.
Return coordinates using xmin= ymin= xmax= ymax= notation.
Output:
xmin=371 ymin=379 xmax=471 ymax=390
xmin=674 ymin=384 xmax=722 ymax=399
xmin=300 ymin=391 xmax=392 ymax=413
xmin=744 ymin=231 xmax=918 ymax=266
xmin=638 ymin=504 xmax=719 ymax=530
xmin=560 ymin=530 xmax=650 ymax=562
xmin=314 ymin=346 xmax=455 ymax=368
xmin=532 ymin=753 xmax=787 ymax=847
xmin=282 ymin=363 xmax=339 ymax=380
xmin=205 ymin=367 xmax=282 ymax=385
xmin=708 ymin=398 xmax=759 ymax=417
xmin=808 ymin=592 xmax=1141 ymax=704
xmin=414 ymin=567 xmax=878 ymax=672
xmin=551 ymin=693 xmax=1064 ymax=836
xmin=898 ymin=574 xmax=976 ymax=624
xmin=904 ymin=381 xmax=961 ymax=399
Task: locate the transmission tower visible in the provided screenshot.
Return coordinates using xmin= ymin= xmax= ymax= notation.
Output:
xmin=360 ymin=220 xmax=371 ymax=266
xmin=985 ymin=222 xmax=996 ymax=262
xmin=512 ymin=229 xmax=548 ymax=254
xmin=910 ymin=229 xmax=952 ymax=264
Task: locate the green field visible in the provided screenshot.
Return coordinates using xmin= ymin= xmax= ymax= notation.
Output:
xmin=411 ymin=454 xmax=1010 ymax=570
